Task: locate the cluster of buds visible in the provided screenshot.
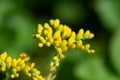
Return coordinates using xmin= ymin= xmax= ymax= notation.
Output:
xmin=0 ymin=19 xmax=95 ymax=80
xmin=0 ymin=52 xmax=44 ymax=80
xmin=33 ymin=19 xmax=95 ymax=72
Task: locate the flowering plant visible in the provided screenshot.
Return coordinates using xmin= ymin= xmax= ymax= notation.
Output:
xmin=0 ymin=19 xmax=95 ymax=80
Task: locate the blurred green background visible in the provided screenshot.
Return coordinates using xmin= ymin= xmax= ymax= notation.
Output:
xmin=0 ymin=0 xmax=120 ymax=80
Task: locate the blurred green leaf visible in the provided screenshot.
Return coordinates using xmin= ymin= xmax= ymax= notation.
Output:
xmin=0 ymin=13 xmax=34 ymax=57
xmin=64 ymin=49 xmax=86 ymax=62
xmin=0 ymin=0 xmax=14 ymax=26
xmin=110 ymin=29 xmax=120 ymax=75
xmin=95 ymin=0 xmax=120 ymax=31
xmin=74 ymin=57 xmax=119 ymax=80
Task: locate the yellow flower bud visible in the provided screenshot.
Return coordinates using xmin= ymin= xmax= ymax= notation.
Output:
xmin=85 ymin=44 xmax=90 ymax=49
xmin=44 ymin=23 xmax=50 ymax=29
xmin=84 ymin=30 xmax=90 ymax=37
xmin=37 ymin=24 xmax=43 ymax=34
xmin=49 ymin=19 xmax=54 ymax=25
xmin=39 ymin=37 xmax=46 ymax=43
xmin=15 ymin=73 xmax=19 ymax=77
xmin=12 ymin=59 xmax=17 ymax=67
xmin=71 ymin=31 xmax=76 ymax=38
xmin=59 ymin=54 xmax=64 ymax=59
xmin=53 ymin=30 xmax=61 ymax=39
xmin=89 ymin=33 xmax=94 ymax=38
xmin=43 ymin=30 xmax=48 ymax=35
xmin=56 ymin=48 xmax=62 ymax=54
xmin=58 ymin=24 xmax=63 ymax=31
xmin=71 ymin=44 xmax=76 ymax=49
xmin=54 ymin=41 xmax=60 ymax=46
xmin=76 ymin=40 xmax=82 ymax=48
xmin=35 ymin=34 xmax=40 ymax=38
xmin=91 ymin=49 xmax=95 ymax=53
xmin=55 ymin=62 xmax=59 ymax=67
xmin=62 ymin=40 xmax=67 ymax=46
xmin=12 ymin=68 xmax=17 ymax=73
xmin=68 ymin=37 xmax=74 ymax=46
xmin=77 ymin=29 xmax=84 ymax=39
xmin=46 ymin=42 xmax=51 ymax=47
xmin=27 ymin=72 xmax=32 ymax=77
xmin=0 ymin=52 xmax=8 ymax=59
xmin=38 ymin=24 xmax=43 ymax=29
xmin=86 ymin=50 xmax=91 ymax=54
xmin=49 ymin=37 xmax=54 ymax=43
xmin=38 ymin=75 xmax=44 ymax=80
xmin=53 ymin=56 xmax=58 ymax=60
xmin=1 ymin=62 xmax=6 ymax=66
xmin=61 ymin=46 xmax=68 ymax=52
xmin=1 ymin=67 xmax=5 ymax=71
xmin=80 ymin=45 xmax=85 ymax=50
xmin=31 ymin=63 xmax=35 ymax=68
xmin=50 ymin=62 xmax=54 ymax=67
xmin=11 ymin=74 xmax=15 ymax=78
xmin=16 ymin=66 xmax=21 ymax=71
xmin=54 ymin=19 xmax=60 ymax=28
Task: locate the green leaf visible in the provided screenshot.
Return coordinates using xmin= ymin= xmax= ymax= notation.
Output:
xmin=95 ymin=0 xmax=120 ymax=31
xmin=110 ymin=29 xmax=120 ymax=75
xmin=0 ymin=1 xmax=14 ymax=26
xmin=74 ymin=57 xmax=119 ymax=80
xmin=0 ymin=13 xmax=34 ymax=57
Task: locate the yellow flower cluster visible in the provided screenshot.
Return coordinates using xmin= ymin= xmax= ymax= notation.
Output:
xmin=0 ymin=52 xmax=44 ymax=80
xmin=34 ymin=19 xmax=95 ymax=69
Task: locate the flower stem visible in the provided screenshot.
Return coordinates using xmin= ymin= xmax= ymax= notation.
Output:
xmin=46 ymin=66 xmax=56 ymax=80
xmin=45 ymin=72 xmax=53 ymax=80
xmin=5 ymin=73 xmax=11 ymax=80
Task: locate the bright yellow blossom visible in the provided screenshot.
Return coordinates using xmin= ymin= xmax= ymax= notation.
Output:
xmin=0 ymin=52 xmax=44 ymax=80
xmin=33 ymin=19 xmax=95 ymax=73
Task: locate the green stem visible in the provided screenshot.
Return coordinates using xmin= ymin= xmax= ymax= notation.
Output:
xmin=45 ymin=72 xmax=53 ymax=80
xmin=46 ymin=66 xmax=56 ymax=80
xmin=5 ymin=73 xmax=11 ymax=80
